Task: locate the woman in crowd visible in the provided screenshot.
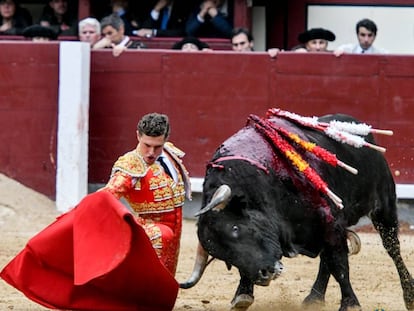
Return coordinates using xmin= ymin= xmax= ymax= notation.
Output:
xmin=0 ymin=0 xmax=32 ymax=35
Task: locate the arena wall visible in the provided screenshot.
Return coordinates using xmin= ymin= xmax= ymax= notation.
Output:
xmin=1 ymin=42 xmax=413 ymax=198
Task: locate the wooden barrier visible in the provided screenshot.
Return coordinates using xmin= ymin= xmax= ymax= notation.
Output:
xmin=1 ymin=42 xmax=413 ymax=198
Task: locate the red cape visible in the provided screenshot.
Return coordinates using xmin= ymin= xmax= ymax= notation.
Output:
xmin=0 ymin=191 xmax=179 ymax=311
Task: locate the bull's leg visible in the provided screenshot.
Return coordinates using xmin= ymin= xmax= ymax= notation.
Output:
xmin=319 ymin=244 xmax=360 ymax=311
xmin=303 ymin=251 xmax=330 ymax=305
xmin=372 ymin=218 xmax=414 ymax=310
xmin=230 ymin=275 xmax=254 ymax=310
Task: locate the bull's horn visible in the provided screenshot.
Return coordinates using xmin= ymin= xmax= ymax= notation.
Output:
xmin=195 ymin=184 xmax=231 ymax=216
xmin=179 ymin=242 xmax=209 ymax=289
xmin=347 ymin=229 xmax=361 ymax=255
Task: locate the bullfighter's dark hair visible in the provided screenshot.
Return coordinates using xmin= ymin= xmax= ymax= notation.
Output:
xmin=137 ymin=113 xmax=170 ymax=139
xmin=356 ymin=18 xmax=377 ymax=35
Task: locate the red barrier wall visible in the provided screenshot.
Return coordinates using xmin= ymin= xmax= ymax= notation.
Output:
xmin=89 ymin=50 xmax=414 ymax=187
xmin=0 ymin=42 xmax=58 ymax=197
xmin=1 ymin=42 xmax=413 ymax=198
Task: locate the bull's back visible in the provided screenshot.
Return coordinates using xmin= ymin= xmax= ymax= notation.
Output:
xmin=216 ymin=113 xmax=396 ymax=226
xmin=307 ymin=114 xmax=396 ymax=225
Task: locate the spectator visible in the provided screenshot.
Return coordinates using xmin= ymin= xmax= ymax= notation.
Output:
xmin=186 ymin=0 xmax=233 ymax=38
xmin=38 ymin=0 xmax=77 ymax=36
xmin=0 ymin=0 xmax=32 ymax=35
xmin=94 ymin=13 xmax=145 ymax=57
xmin=22 ymin=24 xmax=57 ymax=41
xmin=231 ymin=27 xmax=254 ymax=52
xmin=172 ymin=36 xmax=210 ymax=51
xmin=78 ymin=17 xmax=101 ymax=47
xmin=293 ymin=27 xmax=335 ymax=52
xmin=229 ymin=27 xmax=284 ymax=57
xmin=334 ymin=18 xmax=388 ymax=55
xmin=110 ymin=0 xmax=138 ymax=36
xmin=134 ymin=0 xmax=190 ymax=38
xmin=230 ymin=27 xmax=285 ymax=58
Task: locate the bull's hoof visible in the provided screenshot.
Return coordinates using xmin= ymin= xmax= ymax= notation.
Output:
xmin=403 ymin=278 xmax=414 ymax=310
xmin=303 ymin=289 xmax=325 ymax=305
xmin=230 ymin=294 xmax=254 ymax=310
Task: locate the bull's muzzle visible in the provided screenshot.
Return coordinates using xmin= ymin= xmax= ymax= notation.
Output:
xmin=255 ymin=261 xmax=284 ymax=286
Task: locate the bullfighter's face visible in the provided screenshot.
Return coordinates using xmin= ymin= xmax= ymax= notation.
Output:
xmin=136 ymin=133 xmax=166 ymax=165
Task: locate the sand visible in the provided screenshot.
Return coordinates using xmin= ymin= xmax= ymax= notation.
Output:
xmin=1 ymin=173 xmax=413 ymax=311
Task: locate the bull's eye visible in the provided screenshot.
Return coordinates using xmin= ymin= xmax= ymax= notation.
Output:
xmin=231 ymin=225 xmax=239 ymax=238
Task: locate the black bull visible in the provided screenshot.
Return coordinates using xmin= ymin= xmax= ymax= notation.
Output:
xmin=180 ymin=113 xmax=414 ymax=311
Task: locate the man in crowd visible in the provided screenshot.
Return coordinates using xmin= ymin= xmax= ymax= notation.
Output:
xmin=334 ymin=18 xmax=388 ymax=55
xmin=231 ymin=27 xmax=254 ymax=52
xmin=94 ymin=13 xmax=145 ymax=56
xmin=78 ymin=17 xmax=100 ymax=46
xmin=293 ymin=27 xmax=336 ymax=52
xmin=38 ymin=0 xmax=77 ymax=36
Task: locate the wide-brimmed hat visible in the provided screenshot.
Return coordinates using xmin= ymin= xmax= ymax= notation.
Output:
xmin=171 ymin=37 xmax=209 ymax=50
xmin=22 ymin=25 xmax=58 ymax=40
xmin=298 ymin=28 xmax=335 ymax=43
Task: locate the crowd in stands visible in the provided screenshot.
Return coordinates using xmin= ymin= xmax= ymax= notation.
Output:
xmin=267 ymin=19 xmax=387 ymax=57
xmin=1 ymin=0 xmax=388 ymax=57
xmin=0 ymin=0 xmax=232 ymax=39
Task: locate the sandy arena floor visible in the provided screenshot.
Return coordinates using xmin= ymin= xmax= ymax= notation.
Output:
xmin=1 ymin=174 xmax=414 ymax=311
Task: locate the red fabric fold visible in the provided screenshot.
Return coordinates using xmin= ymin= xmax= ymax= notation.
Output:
xmin=0 ymin=191 xmax=179 ymax=311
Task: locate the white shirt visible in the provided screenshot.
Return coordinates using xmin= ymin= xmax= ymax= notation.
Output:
xmin=157 ymin=153 xmax=178 ymax=182
xmin=336 ymin=43 xmax=389 ymax=54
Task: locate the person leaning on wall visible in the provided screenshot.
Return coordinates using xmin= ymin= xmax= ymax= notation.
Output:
xmin=334 ymin=18 xmax=388 ymax=56
xmin=293 ymin=27 xmax=336 ymax=52
xmin=268 ymin=27 xmax=334 ymax=58
xmin=22 ymin=24 xmax=57 ymax=41
xmin=231 ymin=27 xmax=254 ymax=52
xmin=93 ymin=13 xmax=145 ymax=57
xmin=171 ymin=36 xmax=211 ymax=51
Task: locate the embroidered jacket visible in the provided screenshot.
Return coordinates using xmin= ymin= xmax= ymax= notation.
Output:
xmin=101 ymin=142 xmax=191 ymax=274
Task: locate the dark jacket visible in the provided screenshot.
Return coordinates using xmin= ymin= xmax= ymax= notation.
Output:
xmin=185 ymin=0 xmax=233 ymax=38
xmin=38 ymin=4 xmax=77 ymax=36
xmin=141 ymin=0 xmax=191 ymax=37
xmin=0 ymin=6 xmax=32 ymax=35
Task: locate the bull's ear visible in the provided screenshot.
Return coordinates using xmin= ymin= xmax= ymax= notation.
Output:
xmin=279 ymin=227 xmax=298 ymax=258
xmin=225 ymin=262 xmax=232 ymax=270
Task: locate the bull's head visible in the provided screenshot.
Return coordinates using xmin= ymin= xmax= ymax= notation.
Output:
xmin=180 ymin=184 xmax=287 ymax=289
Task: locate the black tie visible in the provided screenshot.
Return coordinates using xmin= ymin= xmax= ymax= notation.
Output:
xmin=158 ymin=157 xmax=173 ymax=178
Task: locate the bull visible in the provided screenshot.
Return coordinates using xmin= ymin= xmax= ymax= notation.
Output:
xmin=180 ymin=110 xmax=414 ymax=311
